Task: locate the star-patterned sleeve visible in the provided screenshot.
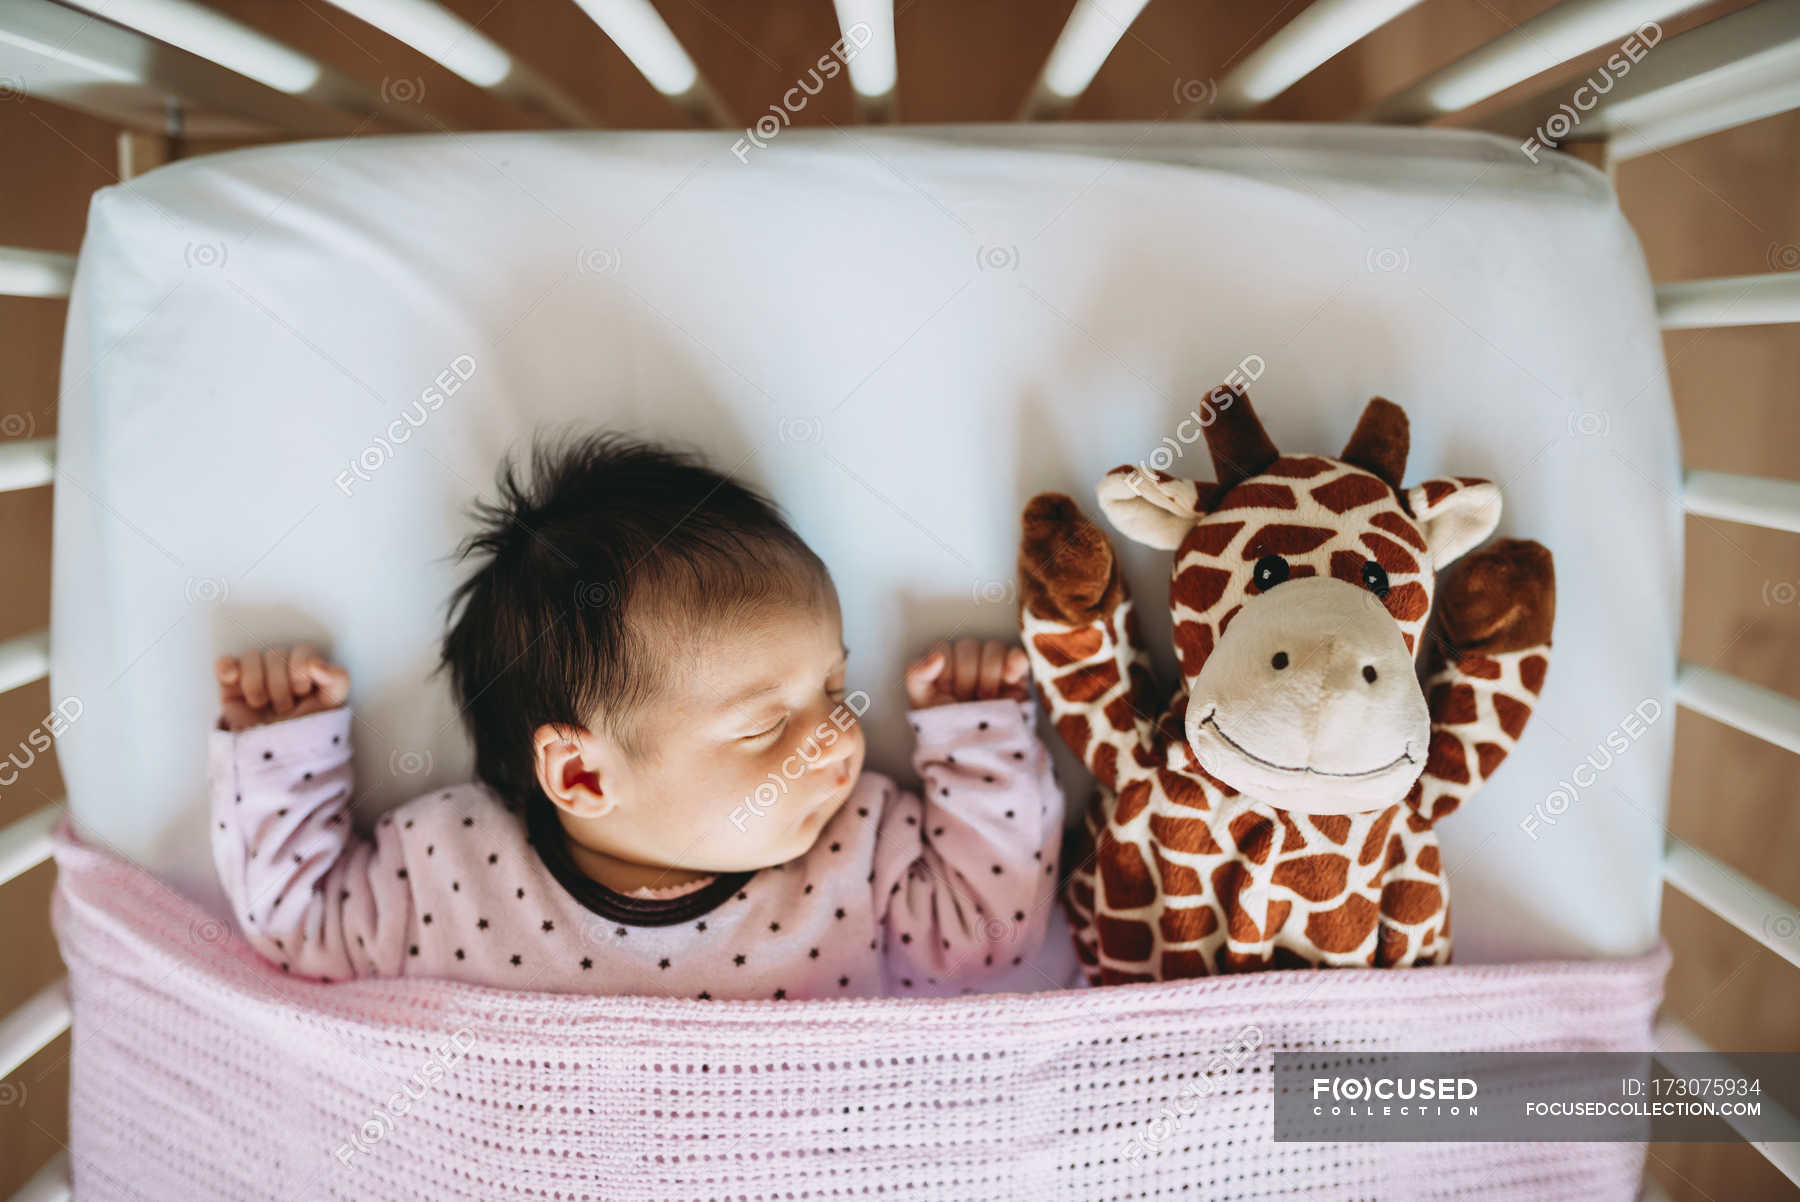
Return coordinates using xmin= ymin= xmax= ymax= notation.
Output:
xmin=208 ymin=705 xmax=411 ymax=980
xmin=871 ymin=697 xmax=1064 ymax=989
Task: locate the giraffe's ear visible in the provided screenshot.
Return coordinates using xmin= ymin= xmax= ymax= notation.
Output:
xmin=1096 ymin=465 xmax=1222 ymax=550
xmin=1405 ymin=477 xmax=1502 ymax=569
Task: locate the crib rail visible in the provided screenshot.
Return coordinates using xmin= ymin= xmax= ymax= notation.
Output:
xmin=4 ymin=1 xmax=1797 ymax=1199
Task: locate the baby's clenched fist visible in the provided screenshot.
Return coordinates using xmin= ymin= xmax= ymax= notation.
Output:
xmin=904 ymin=639 xmax=1030 ymax=709
xmin=215 ymin=643 xmax=350 ymax=732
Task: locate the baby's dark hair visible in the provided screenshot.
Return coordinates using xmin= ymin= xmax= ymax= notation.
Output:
xmin=437 ymin=429 xmax=831 ymax=819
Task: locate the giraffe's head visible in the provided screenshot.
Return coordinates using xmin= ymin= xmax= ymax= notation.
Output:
xmin=1101 ymin=386 xmax=1499 ymax=814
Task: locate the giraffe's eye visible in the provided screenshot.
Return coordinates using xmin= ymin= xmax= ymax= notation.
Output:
xmin=1361 ymin=560 xmax=1391 ymax=598
xmin=1252 ymin=555 xmax=1290 ymax=591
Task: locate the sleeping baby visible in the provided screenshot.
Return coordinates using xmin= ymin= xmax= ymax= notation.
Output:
xmin=207 ymin=433 xmax=1066 ymax=1000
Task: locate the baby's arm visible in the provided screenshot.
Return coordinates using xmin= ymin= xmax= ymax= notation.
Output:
xmin=873 ymin=640 xmax=1064 ymax=989
xmin=209 ymin=644 xmax=409 ymax=980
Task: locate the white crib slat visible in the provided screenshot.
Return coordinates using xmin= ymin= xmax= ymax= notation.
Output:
xmin=55 ymin=0 xmax=439 ymax=129
xmin=0 ymin=0 xmax=382 ymax=135
xmin=0 ymin=249 xmax=76 ymax=299
xmin=0 ymin=630 xmax=50 ymax=697
xmin=0 ymin=978 xmax=70 ymax=1082
xmin=6 ymin=1150 xmax=71 ymax=1202
xmin=0 ymin=804 xmax=64 ymax=889
xmin=564 ymin=0 xmax=730 ymax=125
xmin=1684 ymin=470 xmax=1800 ymax=533
xmin=0 ymin=439 xmax=55 ymax=493
xmin=1480 ymin=0 xmax=1800 ymax=159
xmin=1664 ymin=842 xmax=1800 ymax=970
xmin=1658 ymin=272 xmax=1800 ymax=329
xmin=832 ymin=0 xmax=896 ymax=119
xmin=318 ymin=0 xmax=596 ymax=125
xmin=1653 ymin=1018 xmax=1800 ymax=1184
xmin=1675 ymin=664 xmax=1800 ymax=755
xmin=1359 ymin=0 xmax=1700 ymax=124
xmin=1210 ymin=0 xmax=1426 ymax=117
xmin=1018 ymin=0 xmax=1153 ymax=120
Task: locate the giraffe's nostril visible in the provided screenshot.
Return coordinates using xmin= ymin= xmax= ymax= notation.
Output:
xmin=1363 ymin=665 xmax=1379 ymax=684
xmin=1271 ymin=652 xmax=1289 ymax=670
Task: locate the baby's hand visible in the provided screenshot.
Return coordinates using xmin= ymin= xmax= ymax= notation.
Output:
xmin=215 ymin=643 xmax=350 ymax=732
xmin=904 ymin=639 xmax=1030 ymax=709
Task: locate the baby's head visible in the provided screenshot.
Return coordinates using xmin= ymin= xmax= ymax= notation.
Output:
xmin=439 ymin=431 xmax=864 ymax=875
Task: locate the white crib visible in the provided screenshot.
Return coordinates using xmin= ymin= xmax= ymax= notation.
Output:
xmin=3 ymin=1 xmax=1799 ymax=1199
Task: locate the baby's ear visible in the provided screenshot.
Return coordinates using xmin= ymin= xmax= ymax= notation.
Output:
xmin=1405 ymin=477 xmax=1502 ymax=570
xmin=1096 ymin=465 xmax=1222 ymax=550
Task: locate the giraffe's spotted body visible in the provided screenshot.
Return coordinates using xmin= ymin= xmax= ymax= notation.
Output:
xmin=1019 ymin=391 xmax=1555 ymax=982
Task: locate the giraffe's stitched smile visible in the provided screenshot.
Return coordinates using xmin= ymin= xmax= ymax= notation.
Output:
xmin=1201 ymin=712 xmax=1415 ymax=780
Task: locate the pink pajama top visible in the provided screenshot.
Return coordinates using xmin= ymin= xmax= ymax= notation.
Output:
xmin=208 ymin=698 xmax=1065 ymax=1000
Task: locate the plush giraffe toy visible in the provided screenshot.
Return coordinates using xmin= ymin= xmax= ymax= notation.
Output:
xmin=1018 ymin=384 xmax=1555 ymax=982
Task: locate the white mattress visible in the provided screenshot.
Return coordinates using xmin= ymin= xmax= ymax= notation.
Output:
xmin=53 ymin=122 xmax=1679 ymax=967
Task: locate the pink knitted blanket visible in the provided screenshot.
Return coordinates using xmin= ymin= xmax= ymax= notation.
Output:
xmin=52 ymin=822 xmax=1667 ymax=1200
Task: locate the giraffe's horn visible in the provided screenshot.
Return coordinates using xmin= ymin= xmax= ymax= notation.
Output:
xmin=1201 ymin=383 xmax=1279 ymax=489
xmin=1339 ymin=397 xmax=1410 ymax=489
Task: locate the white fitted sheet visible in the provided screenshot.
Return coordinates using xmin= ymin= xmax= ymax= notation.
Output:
xmin=52 ymin=122 xmax=1680 ymax=966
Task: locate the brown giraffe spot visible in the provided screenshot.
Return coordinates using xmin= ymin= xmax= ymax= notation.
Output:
xmin=1375 ymin=925 xmax=1410 ymax=967
xmin=1161 ymin=949 xmax=1212 ymax=978
xmin=1103 ymin=692 xmax=1141 ymax=736
xmin=1242 ymin=524 xmax=1336 ymax=558
xmin=1217 ymin=604 xmax=1243 ymax=636
xmin=1383 ymin=581 xmax=1430 ymax=622
xmin=1031 ymin=626 xmax=1102 ymax=667
xmin=1420 ymin=480 xmax=1456 ymax=505
xmin=1159 ymin=903 xmax=1218 ymax=943
xmin=1310 ymin=814 xmax=1351 ymax=843
xmin=1382 ymin=879 xmax=1443 ymax=925
xmin=1215 ymin=483 xmax=1297 ymax=512
xmin=1359 ymin=531 xmax=1419 ymax=575
xmin=1429 ymin=794 xmax=1460 ymax=822
xmin=1520 ymin=654 xmax=1548 ymax=694
xmin=1211 ymin=861 xmax=1262 ymax=941
xmin=1150 ymin=813 xmax=1222 ymax=855
xmin=1157 ymin=769 xmax=1212 ymax=812
xmin=1458 ymin=655 xmax=1502 ymax=679
xmin=1091 ymin=744 xmax=1118 ymax=788
xmin=1425 ymin=731 xmax=1470 ymax=784
xmin=1097 ymin=830 xmax=1157 ymax=909
xmin=1402 ymin=779 xmax=1425 ymax=811
xmin=1228 ymin=812 xmax=1274 ymax=864
xmin=1370 ymin=510 xmax=1427 ymax=551
xmin=1383 ymin=834 xmax=1406 ymax=873
xmin=1055 ymin=713 xmax=1091 ymax=760
xmin=1430 ymin=682 xmax=1478 ymax=724
xmin=1100 ymin=967 xmax=1155 ymax=985
xmin=1097 ymin=915 xmax=1155 ymax=961
xmin=1056 ymin=660 xmax=1120 ymax=704
xmin=1310 ymin=473 xmax=1390 ymax=514
xmin=1127 ymin=661 xmax=1159 ymax=708
xmin=1403 ymin=631 xmax=1416 ymax=655
xmin=1172 ymin=620 xmax=1215 ymax=677
xmin=1406 ymin=810 xmax=1433 ymax=833
xmin=1455 ymin=476 xmax=1488 ymax=487
xmin=1285 ymin=565 xmax=1317 ymax=581
xmin=1276 ymin=811 xmax=1307 ymax=853
xmin=1069 ymin=878 xmax=1095 ymax=910
xmin=1493 ymin=694 xmax=1531 ymax=739
xmin=1421 ymin=927 xmax=1436 ymax=948
xmin=1184 ymin=520 xmax=1244 ymax=557
xmin=1114 ymin=779 xmax=1152 ymax=824
xmin=1172 ymin=564 xmax=1232 ymax=614
xmin=1151 ymin=847 xmax=1204 ymax=895
xmin=1304 ymin=893 xmax=1379 ymax=954
xmin=1329 ymin=549 xmax=1367 ymax=585
xmin=1217 ymin=946 xmax=1275 ymax=973
xmin=1265 ymin=456 xmax=1333 ymax=479
xmin=1474 ymin=742 xmax=1507 ymax=778
xmin=1271 ymin=853 xmax=1350 ymax=902
xmin=1417 ymin=845 xmax=1441 ymax=875
xmin=1358 ymin=809 xmax=1395 ymax=866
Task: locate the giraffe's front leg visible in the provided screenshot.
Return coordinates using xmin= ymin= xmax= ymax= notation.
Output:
xmin=1412 ymin=538 xmax=1557 ymax=824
